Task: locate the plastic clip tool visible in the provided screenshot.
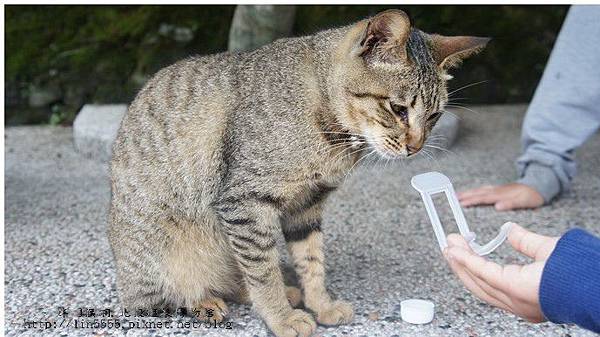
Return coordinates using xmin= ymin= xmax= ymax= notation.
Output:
xmin=411 ymin=171 xmax=511 ymax=256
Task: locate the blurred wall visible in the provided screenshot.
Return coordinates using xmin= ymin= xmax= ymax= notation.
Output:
xmin=228 ymin=5 xmax=296 ymax=52
xmin=5 ymin=5 xmax=568 ymax=125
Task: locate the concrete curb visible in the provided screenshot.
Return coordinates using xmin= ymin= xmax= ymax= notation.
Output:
xmin=72 ymin=104 xmax=459 ymax=162
xmin=73 ymin=104 xmax=126 ymax=162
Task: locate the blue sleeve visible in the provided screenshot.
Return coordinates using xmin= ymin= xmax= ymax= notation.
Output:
xmin=539 ymin=228 xmax=600 ymax=333
xmin=516 ymin=5 xmax=600 ymax=203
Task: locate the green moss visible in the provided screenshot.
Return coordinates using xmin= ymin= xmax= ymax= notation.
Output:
xmin=6 ymin=5 xmax=234 ymax=124
xmin=6 ymin=5 xmax=567 ymax=125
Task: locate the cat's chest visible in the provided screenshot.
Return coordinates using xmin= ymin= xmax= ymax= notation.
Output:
xmin=278 ymin=159 xmax=351 ymax=211
xmin=292 ymin=155 xmax=350 ymax=187
xmin=281 ymin=173 xmax=339 ymax=214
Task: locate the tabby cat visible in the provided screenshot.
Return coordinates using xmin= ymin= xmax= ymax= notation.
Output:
xmin=109 ymin=9 xmax=488 ymax=337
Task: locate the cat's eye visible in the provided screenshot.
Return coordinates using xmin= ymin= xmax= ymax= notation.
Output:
xmin=427 ymin=112 xmax=442 ymax=122
xmin=390 ymin=103 xmax=408 ymax=119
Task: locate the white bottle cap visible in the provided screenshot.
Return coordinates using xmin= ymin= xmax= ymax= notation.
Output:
xmin=400 ymin=299 xmax=435 ymax=324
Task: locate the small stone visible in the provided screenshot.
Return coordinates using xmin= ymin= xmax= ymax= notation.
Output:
xmin=367 ymin=311 xmax=379 ymax=321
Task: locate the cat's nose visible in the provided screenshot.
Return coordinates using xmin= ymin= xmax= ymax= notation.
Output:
xmin=406 ymin=144 xmax=421 ymax=156
xmin=406 ymin=130 xmax=424 ymax=156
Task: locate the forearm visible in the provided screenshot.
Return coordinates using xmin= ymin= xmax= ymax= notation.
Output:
xmin=539 ymin=228 xmax=600 ymax=333
xmin=516 ymin=5 xmax=600 ymax=203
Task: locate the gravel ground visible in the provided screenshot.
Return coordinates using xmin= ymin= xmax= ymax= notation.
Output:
xmin=5 ymin=104 xmax=599 ymax=337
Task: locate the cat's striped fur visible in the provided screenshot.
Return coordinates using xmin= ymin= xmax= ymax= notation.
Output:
xmin=108 ymin=9 xmax=488 ymax=337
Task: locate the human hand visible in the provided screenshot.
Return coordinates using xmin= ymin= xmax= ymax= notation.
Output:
xmin=457 ymin=183 xmax=544 ymax=211
xmin=443 ymin=223 xmax=559 ymax=322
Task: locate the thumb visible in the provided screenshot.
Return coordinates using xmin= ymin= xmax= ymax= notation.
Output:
xmin=507 ymin=223 xmax=558 ymax=260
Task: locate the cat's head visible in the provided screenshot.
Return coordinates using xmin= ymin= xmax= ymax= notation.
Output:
xmin=330 ymin=9 xmax=489 ymax=158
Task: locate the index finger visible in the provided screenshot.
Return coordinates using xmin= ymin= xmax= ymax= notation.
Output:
xmin=444 ymin=249 xmax=513 ymax=313
xmin=445 ymin=245 xmax=509 ymax=293
xmin=457 ymin=185 xmax=495 ymax=200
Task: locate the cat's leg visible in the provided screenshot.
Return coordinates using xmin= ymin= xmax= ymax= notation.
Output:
xmin=108 ymin=209 xmax=174 ymax=313
xmin=283 ymin=205 xmax=354 ymax=326
xmin=216 ymin=198 xmax=316 ymax=337
xmin=161 ymin=211 xmax=242 ymax=323
xmin=234 ymin=285 xmax=302 ymax=308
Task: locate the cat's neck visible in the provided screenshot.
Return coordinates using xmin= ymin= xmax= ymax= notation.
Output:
xmin=311 ymin=25 xmax=351 ymax=100
xmin=308 ymin=26 xmax=353 ymax=137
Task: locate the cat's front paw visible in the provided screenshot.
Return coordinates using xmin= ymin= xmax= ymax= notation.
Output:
xmin=315 ymin=300 xmax=354 ymax=326
xmin=270 ymin=309 xmax=316 ymax=337
xmin=193 ymin=297 xmax=229 ymax=322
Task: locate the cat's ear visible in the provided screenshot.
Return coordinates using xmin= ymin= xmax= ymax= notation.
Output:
xmin=430 ymin=35 xmax=490 ymax=69
xmin=357 ymin=9 xmax=411 ymax=64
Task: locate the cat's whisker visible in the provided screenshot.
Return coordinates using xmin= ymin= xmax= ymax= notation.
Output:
xmin=326 ymin=127 xmax=354 ymax=135
xmin=400 ymin=156 xmax=408 ymax=170
xmin=316 ymin=137 xmax=356 ymax=145
xmin=419 ymin=148 xmax=432 ymax=161
xmin=426 ymin=135 xmax=447 ymax=142
xmin=317 ymin=141 xmax=357 ymax=154
xmin=445 ymin=105 xmax=478 ymax=115
xmin=343 ymin=149 xmax=376 ymax=183
xmin=440 ymin=110 xmax=461 ymax=121
xmin=425 ymin=136 xmax=449 ymax=146
xmin=316 ymin=138 xmax=367 ymax=155
xmin=328 ymin=121 xmax=354 ymax=129
xmin=375 ymin=152 xmax=383 ymax=168
xmin=425 ymin=141 xmax=448 ymax=148
xmin=426 ymin=134 xmax=448 ymax=141
xmin=447 ymin=97 xmax=469 ymax=102
xmin=331 ymin=144 xmax=367 ymax=163
xmin=314 ymin=129 xmax=373 ymax=156
xmin=419 ymin=147 xmax=440 ymax=170
xmin=313 ymin=136 xmax=366 ymax=147
xmin=320 ymin=122 xmax=363 ymax=133
xmin=368 ymin=150 xmax=380 ymax=166
xmin=448 ymin=79 xmax=489 ymax=97
xmin=316 ymin=131 xmax=369 ymax=138
xmin=425 ymin=143 xmax=448 ymax=150
xmin=317 ymin=144 xmax=344 ymax=155
xmin=424 ymin=144 xmax=456 ymax=157
xmin=320 ymin=145 xmax=361 ymax=160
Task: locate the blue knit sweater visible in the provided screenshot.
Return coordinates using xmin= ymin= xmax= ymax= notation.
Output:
xmin=540 ymin=228 xmax=600 ymax=333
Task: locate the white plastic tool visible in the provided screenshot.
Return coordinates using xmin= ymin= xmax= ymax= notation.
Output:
xmin=400 ymin=299 xmax=435 ymax=324
xmin=411 ymin=171 xmax=511 ymax=256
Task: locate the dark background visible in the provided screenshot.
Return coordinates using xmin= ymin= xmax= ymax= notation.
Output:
xmin=5 ymin=5 xmax=568 ymax=125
